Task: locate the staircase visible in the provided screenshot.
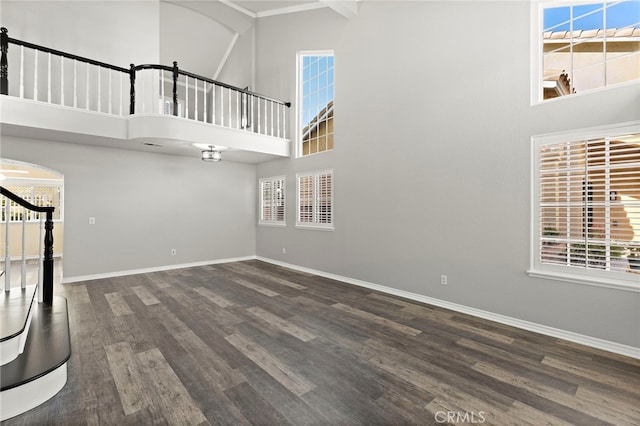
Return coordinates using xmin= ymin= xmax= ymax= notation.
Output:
xmin=0 ymin=187 xmax=71 ymax=421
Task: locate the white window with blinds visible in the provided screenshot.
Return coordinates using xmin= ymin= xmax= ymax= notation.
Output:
xmin=259 ymin=176 xmax=286 ymax=226
xmin=296 ymin=170 xmax=333 ymax=230
xmin=530 ymin=122 xmax=640 ymax=290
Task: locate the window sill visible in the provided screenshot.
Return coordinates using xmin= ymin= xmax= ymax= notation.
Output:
xmin=527 ymin=269 xmax=640 ymax=293
xmin=295 ymin=224 xmax=335 ymax=231
xmin=531 ymin=79 xmax=639 ymax=106
xmin=258 ymin=222 xmax=286 ymax=228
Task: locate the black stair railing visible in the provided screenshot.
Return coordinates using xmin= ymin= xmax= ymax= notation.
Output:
xmin=0 ymin=186 xmax=55 ymax=305
xmin=0 ymin=27 xmax=291 ymax=138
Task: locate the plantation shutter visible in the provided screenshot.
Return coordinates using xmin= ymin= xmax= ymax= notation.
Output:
xmin=261 ymin=180 xmax=273 ymax=222
xmin=274 ymin=179 xmax=285 ymax=222
xmin=297 ymin=170 xmax=333 ymax=228
xmin=539 ymin=136 xmax=640 ymax=274
xmin=260 ymin=177 xmax=285 ymax=224
xmin=316 ymin=172 xmax=332 ymax=224
xmin=298 ymin=175 xmax=314 ymax=224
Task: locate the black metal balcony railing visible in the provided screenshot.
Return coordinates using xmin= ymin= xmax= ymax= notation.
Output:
xmin=0 ymin=27 xmax=291 ymax=138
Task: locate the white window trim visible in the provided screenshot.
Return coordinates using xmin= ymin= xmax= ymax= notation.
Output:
xmin=530 ymin=0 xmax=640 ymax=105
xmin=258 ymin=176 xmax=286 ymax=227
xmin=296 ymin=169 xmax=334 ymax=231
xmin=1 ymin=179 xmax=65 ymax=223
xmin=296 ymin=50 xmax=334 ymax=159
xmin=529 ymin=121 xmax=640 ymax=292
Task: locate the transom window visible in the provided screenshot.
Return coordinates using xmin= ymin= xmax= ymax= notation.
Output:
xmin=298 ymin=51 xmax=334 ymax=157
xmin=259 ymin=176 xmax=285 ymax=226
xmin=296 ymin=170 xmax=333 ymax=230
xmin=530 ymin=122 xmax=640 ymax=290
xmin=537 ymin=1 xmax=639 ymax=101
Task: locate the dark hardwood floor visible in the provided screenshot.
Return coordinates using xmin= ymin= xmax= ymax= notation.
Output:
xmin=4 ymin=260 xmax=639 ymax=425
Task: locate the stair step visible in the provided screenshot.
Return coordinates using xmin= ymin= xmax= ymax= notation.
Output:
xmin=1 ymin=296 xmax=71 ymax=421
xmin=1 ymin=284 xmax=37 ymax=342
xmin=1 ymin=285 xmax=38 ymax=365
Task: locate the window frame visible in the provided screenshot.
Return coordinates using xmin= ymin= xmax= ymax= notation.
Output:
xmin=296 ymin=169 xmax=334 ymax=231
xmin=296 ymin=50 xmax=335 ymax=158
xmin=529 ymin=121 xmax=640 ymax=292
xmin=531 ymin=0 xmax=640 ymax=104
xmin=258 ymin=175 xmax=286 ymax=227
xmin=0 ymin=179 xmax=64 ymax=223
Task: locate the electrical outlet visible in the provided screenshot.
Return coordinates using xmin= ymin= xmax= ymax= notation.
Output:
xmin=282 ymin=247 xmax=286 ymax=254
xmin=171 ymin=249 xmax=177 ymax=256
xmin=89 ymin=217 xmax=96 ymax=225
xmin=440 ymin=275 xmax=448 ymax=285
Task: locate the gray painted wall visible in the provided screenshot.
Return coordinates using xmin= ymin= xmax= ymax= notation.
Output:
xmin=253 ymin=2 xmax=640 ymax=347
xmin=0 ymin=0 xmax=637 ymax=348
xmin=2 ymin=137 xmax=257 ymax=278
xmin=0 ymin=1 xmax=160 ymax=66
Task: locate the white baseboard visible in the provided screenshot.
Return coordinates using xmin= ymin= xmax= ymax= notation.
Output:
xmin=61 ymin=256 xmax=256 ymax=284
xmin=256 ymin=256 xmax=640 ymax=360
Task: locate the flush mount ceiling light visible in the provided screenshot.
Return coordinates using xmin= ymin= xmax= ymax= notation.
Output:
xmin=194 ymin=143 xmax=228 ymax=163
xmin=201 ymin=146 xmax=222 ymax=162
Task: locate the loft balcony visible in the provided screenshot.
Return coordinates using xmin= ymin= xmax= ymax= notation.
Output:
xmin=0 ymin=27 xmax=291 ymax=163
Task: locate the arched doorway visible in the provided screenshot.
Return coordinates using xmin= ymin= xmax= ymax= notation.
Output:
xmin=0 ymin=159 xmax=64 ymax=287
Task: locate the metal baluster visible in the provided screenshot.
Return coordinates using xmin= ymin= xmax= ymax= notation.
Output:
xmin=60 ymin=56 xmax=64 ymax=105
xmin=141 ymin=69 xmax=145 ymax=113
xmin=194 ymin=79 xmax=198 ymax=121
xmin=185 ymin=75 xmax=189 ymax=119
xmin=160 ymin=69 xmax=165 ymax=114
xmin=203 ymin=81 xmax=207 ymax=123
xmin=153 ymin=69 xmax=159 ymax=114
xmin=47 ymin=52 xmax=51 ymax=103
xmin=34 ymin=50 xmax=39 ymax=101
xmin=212 ymin=84 xmax=216 ymax=124
xmin=85 ymin=62 xmax=89 ymax=109
xmin=257 ymin=98 xmax=261 ymax=134
xmin=19 ymin=45 xmax=24 ymax=98
xmin=283 ymin=103 xmax=287 ymax=139
xmin=73 ymin=59 xmax=77 ymax=107
xmin=108 ymin=69 xmax=112 ymax=114
xmin=228 ymin=87 xmax=231 ymax=127
xmin=119 ymin=72 xmax=123 ymax=115
xmin=272 ymin=101 xmax=276 ymax=136
xmin=250 ymin=95 xmax=255 ymax=132
xmin=21 ymin=207 xmax=26 ymax=289
xmin=97 ymin=66 xmax=101 ymax=112
xmin=264 ymin=99 xmax=268 ymax=135
xmin=236 ymin=90 xmax=240 ymax=129
xmin=220 ymin=86 xmax=224 ymax=125
xmin=277 ymin=102 xmax=281 ymax=138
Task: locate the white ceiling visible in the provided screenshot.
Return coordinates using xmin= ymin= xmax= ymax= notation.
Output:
xmin=231 ymin=1 xmax=319 ymax=14
xmin=221 ymin=0 xmax=360 ymax=19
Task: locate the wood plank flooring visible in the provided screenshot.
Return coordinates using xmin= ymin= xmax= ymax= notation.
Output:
xmin=4 ymin=260 xmax=639 ymax=425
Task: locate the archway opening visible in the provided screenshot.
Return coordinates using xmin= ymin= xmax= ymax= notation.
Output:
xmin=1 ymin=159 xmax=64 ymax=287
